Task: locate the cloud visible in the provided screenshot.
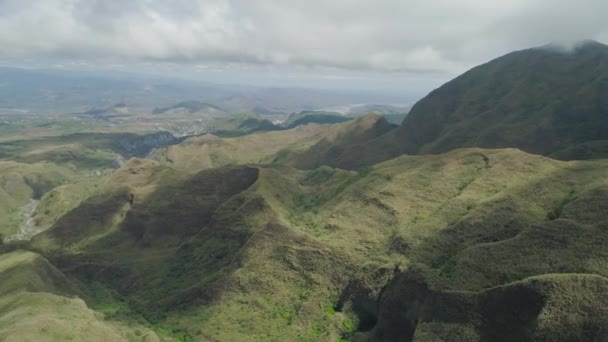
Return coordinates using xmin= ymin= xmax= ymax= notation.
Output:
xmin=0 ymin=0 xmax=607 ymax=75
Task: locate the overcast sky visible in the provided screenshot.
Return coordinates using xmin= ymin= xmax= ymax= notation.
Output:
xmin=1 ymin=0 xmax=607 ymax=95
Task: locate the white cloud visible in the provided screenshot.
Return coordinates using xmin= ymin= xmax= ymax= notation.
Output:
xmin=0 ymin=0 xmax=607 ymax=75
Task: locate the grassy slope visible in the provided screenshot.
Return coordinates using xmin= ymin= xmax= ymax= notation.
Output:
xmin=282 ymin=111 xmax=352 ymax=129
xmin=150 ymin=115 xmax=389 ymax=173
xmin=0 ymin=130 xmax=179 ymax=238
xmin=395 ymin=41 xmax=608 ymax=159
xmin=378 ymin=273 xmax=608 ymax=342
xmin=0 ymin=161 xmax=74 ymax=236
xmin=207 ymin=113 xmax=278 ymax=136
xmin=0 ymin=250 xmax=162 ymax=342
xmin=28 ymin=160 xmax=356 ymax=340
xmin=12 ymin=144 xmax=605 ymax=341
xmin=286 ymin=42 xmax=608 ymax=172
xmin=1 ymin=43 xmax=607 ymax=342
xmin=0 ymin=159 xmax=112 ymax=238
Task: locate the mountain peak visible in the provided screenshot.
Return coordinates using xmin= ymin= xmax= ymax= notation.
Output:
xmin=536 ymin=39 xmax=608 ymax=54
xmin=395 ymin=40 xmax=608 ymax=159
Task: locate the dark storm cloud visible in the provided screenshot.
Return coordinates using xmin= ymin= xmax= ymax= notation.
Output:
xmin=0 ymin=0 xmax=607 ymax=74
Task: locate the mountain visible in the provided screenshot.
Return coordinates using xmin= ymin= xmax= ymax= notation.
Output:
xmin=210 ymin=89 xmax=406 ymax=116
xmin=311 ymin=41 xmax=608 ymax=171
xmin=24 ymin=147 xmax=608 ymax=341
xmin=2 ymin=42 xmax=608 ymax=341
xmin=0 ymin=131 xmax=179 ymax=238
xmin=206 ymin=113 xmax=279 ymax=136
xmin=0 ymin=250 xmax=159 ymax=341
xmin=282 ymin=111 xmax=352 ymax=129
xmin=396 ymin=40 xmax=608 ymax=159
xmin=78 ymin=103 xmax=130 ymax=118
xmin=150 ymin=115 xmax=390 ymax=172
xmin=152 ymin=101 xmax=225 ymax=116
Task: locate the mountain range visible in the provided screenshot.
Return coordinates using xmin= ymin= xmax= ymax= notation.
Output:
xmin=0 ymin=41 xmax=607 ymax=341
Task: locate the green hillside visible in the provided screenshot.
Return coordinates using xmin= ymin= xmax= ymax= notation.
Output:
xmin=0 ymin=131 xmax=179 ymax=238
xmin=150 ymin=115 xmax=393 ymax=173
xmin=293 ymin=41 xmax=608 ymax=171
xmin=282 ymin=111 xmax=352 ymax=129
xmin=8 ymin=146 xmax=602 ymax=340
xmin=1 ymin=42 xmax=608 ymax=341
xmin=0 ymin=250 xmax=162 ymax=341
xmin=396 ymin=41 xmax=608 ymax=159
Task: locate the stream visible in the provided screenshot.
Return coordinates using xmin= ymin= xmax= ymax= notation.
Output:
xmin=7 ymin=199 xmax=41 ymax=241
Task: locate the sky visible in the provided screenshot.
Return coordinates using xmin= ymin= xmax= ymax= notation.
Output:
xmin=1 ymin=0 xmax=607 ymax=95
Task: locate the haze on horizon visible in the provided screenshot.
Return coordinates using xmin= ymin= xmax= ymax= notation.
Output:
xmin=1 ymin=0 xmax=608 ymax=95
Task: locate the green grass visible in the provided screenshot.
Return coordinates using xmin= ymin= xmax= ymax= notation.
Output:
xmin=0 ymin=109 xmax=606 ymax=341
xmin=282 ymin=111 xmax=352 ymax=129
xmin=395 ymin=41 xmax=608 ymax=160
xmin=12 ymin=146 xmax=607 ymax=341
xmin=0 ymin=250 xmax=166 ymax=341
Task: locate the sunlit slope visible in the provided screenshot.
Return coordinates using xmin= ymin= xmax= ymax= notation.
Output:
xmin=151 ymin=114 xmax=397 ymax=173
xmin=0 ymin=131 xmax=180 ymax=238
xmin=30 ymin=159 xmax=356 ymax=340
xmin=21 ymin=147 xmax=608 ymax=340
xmin=0 ymin=161 xmax=73 ymax=236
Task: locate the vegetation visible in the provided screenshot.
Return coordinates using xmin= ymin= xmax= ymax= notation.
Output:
xmin=282 ymin=111 xmax=352 ymax=129
xmin=1 ymin=42 xmax=608 ymax=341
xmin=395 ymin=40 xmax=608 ymax=159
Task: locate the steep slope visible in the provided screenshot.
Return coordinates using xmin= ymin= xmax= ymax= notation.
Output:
xmin=0 ymin=161 xmax=76 ymax=237
xmin=0 ymin=131 xmax=177 ymax=167
xmin=207 ymin=113 xmax=279 ymax=136
xmin=396 ymin=40 xmax=608 ymax=159
xmin=282 ymin=111 xmax=352 ymax=129
xmin=13 ymin=146 xmax=605 ymax=340
xmin=29 ymin=159 xmax=357 ymax=340
xmin=3 ymin=41 xmax=608 ymax=341
xmin=0 ymin=250 xmax=160 ymax=341
xmin=375 ymin=273 xmax=608 ymax=342
xmin=287 ymin=114 xmax=397 ymax=170
xmin=150 ymin=114 xmax=394 ymax=173
xmin=294 ymin=41 xmax=608 ymax=171
xmin=0 ymin=130 xmax=178 ymax=238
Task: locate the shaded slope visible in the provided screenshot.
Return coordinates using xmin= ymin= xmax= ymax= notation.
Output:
xmin=282 ymin=111 xmax=352 ymax=129
xmin=29 ymin=160 xmax=356 ymax=340
xmin=0 ymin=161 xmax=75 ymax=236
xmin=375 ymin=273 xmax=608 ymax=342
xmin=282 ymin=42 xmax=608 ymax=171
xmin=207 ymin=113 xmax=279 ymax=136
xmin=396 ymin=41 xmax=608 ymax=159
xmin=150 ymin=114 xmax=395 ymax=173
xmin=288 ymin=114 xmax=397 ymax=170
xmin=0 ymin=250 xmax=159 ymax=341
